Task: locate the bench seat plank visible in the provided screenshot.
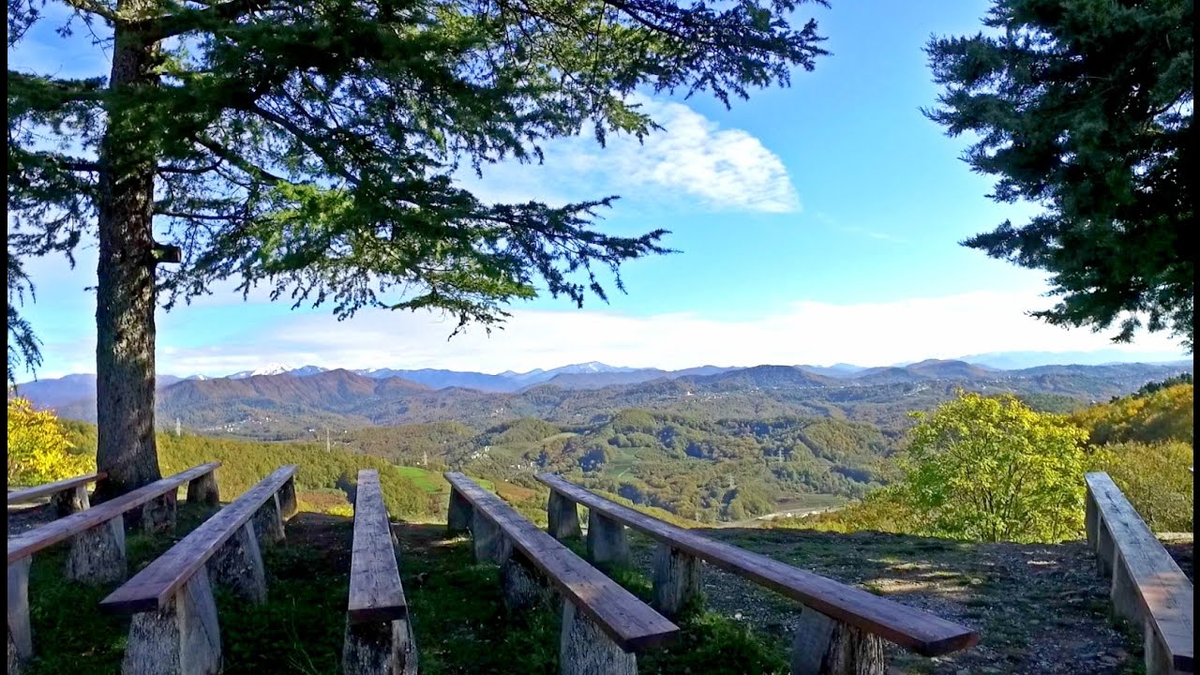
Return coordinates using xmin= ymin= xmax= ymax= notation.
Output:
xmin=445 ymin=472 xmax=678 ymax=651
xmin=537 ymin=473 xmax=978 ymax=657
xmin=1087 ymin=473 xmax=1193 ymax=671
xmin=98 ymin=465 xmax=297 ymax=614
xmin=8 ymin=472 xmax=107 ymax=504
xmin=7 ymin=463 xmax=221 ymax=564
xmin=347 ymin=469 xmax=407 ymax=624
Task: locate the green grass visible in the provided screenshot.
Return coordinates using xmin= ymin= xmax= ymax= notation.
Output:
xmin=23 ymin=503 xmax=221 ymax=675
xmin=394 ymin=465 xmax=451 ymax=494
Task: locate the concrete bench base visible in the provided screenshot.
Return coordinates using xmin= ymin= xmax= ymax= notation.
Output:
xmin=121 ymin=567 xmax=222 ymax=675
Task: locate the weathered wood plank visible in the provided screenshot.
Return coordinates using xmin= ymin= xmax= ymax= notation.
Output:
xmin=1086 ymin=472 xmax=1193 ymax=674
xmin=7 ymin=472 xmax=106 ymax=505
xmin=445 ymin=472 xmax=679 ymax=652
xmin=99 ymin=465 xmax=297 ymax=614
xmin=7 ymin=463 xmax=220 ymax=564
xmin=536 ymin=473 xmax=979 ymax=657
xmin=347 ymin=469 xmax=407 ymax=625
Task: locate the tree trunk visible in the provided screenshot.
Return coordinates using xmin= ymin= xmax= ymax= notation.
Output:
xmin=93 ymin=16 xmax=163 ymax=502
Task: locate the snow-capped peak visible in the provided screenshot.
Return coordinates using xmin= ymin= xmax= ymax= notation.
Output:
xmin=228 ymin=363 xmax=292 ymax=379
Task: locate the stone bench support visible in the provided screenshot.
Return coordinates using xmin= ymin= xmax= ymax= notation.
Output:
xmin=471 ymin=509 xmax=512 ymax=565
xmin=66 ymin=516 xmax=127 ymax=584
xmin=343 ymin=617 xmax=417 ymax=675
xmin=560 ymin=599 xmax=637 ymax=675
xmin=186 ymin=473 xmax=220 ymax=507
xmin=548 ymin=491 xmax=582 ymax=541
xmin=50 ymin=485 xmax=91 ymax=517
xmin=121 ymin=567 xmax=222 ymax=675
xmin=7 ymin=558 xmax=32 ymax=674
xmin=447 ymin=488 xmax=472 ymax=535
xmin=652 ymin=543 xmax=702 ymax=618
xmin=587 ymin=511 xmax=630 ymax=568
xmin=142 ymin=491 xmax=179 ymax=534
xmin=791 ymin=607 xmax=885 ymax=675
xmin=209 ymin=522 xmax=268 ymax=603
xmin=277 ymin=476 xmax=298 ymax=519
xmin=251 ymin=493 xmax=285 ymax=544
xmin=501 ymin=552 xmax=553 ymax=614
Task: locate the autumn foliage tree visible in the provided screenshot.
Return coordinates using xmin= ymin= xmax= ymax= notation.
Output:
xmin=7 ymin=396 xmax=93 ymax=486
xmin=898 ymin=391 xmax=1088 ymax=543
xmin=8 ymin=0 xmax=832 ymax=498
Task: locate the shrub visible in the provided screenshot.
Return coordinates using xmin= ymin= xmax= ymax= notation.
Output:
xmin=900 ymin=392 xmax=1089 ymax=543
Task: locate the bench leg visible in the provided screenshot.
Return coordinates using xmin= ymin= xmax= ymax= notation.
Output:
xmin=1109 ymin=553 xmax=1142 ymax=625
xmin=66 ymin=516 xmax=127 ymax=584
xmin=1084 ymin=488 xmax=1098 ymax=551
xmin=559 ymin=599 xmax=637 ymax=675
xmin=187 ymin=472 xmax=220 ymax=507
xmin=791 ymin=606 xmax=884 ymax=675
xmin=122 ymin=566 xmax=222 ymax=675
xmin=447 ymin=488 xmax=472 ymax=535
xmin=1095 ymin=520 xmax=1116 ymax=577
xmin=252 ymin=493 xmax=286 ymax=545
xmin=277 ymin=477 xmax=298 ymax=520
xmin=547 ymin=492 xmax=582 ymax=541
xmin=470 ymin=510 xmax=512 ymax=565
xmin=142 ymin=491 xmax=178 ymax=534
xmin=587 ymin=511 xmax=630 ymax=568
xmin=51 ymin=485 xmax=91 ymax=517
xmin=342 ymin=615 xmax=417 ymax=675
xmin=1142 ymin=619 xmax=1174 ymax=675
xmin=209 ymin=522 xmax=268 ymax=604
xmin=652 ymin=543 xmax=702 ymax=617
xmin=501 ymin=552 xmax=550 ymax=613
xmin=7 ymin=558 xmax=33 ymax=671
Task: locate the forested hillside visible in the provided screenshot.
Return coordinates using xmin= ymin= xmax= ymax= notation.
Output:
xmin=28 ymin=361 xmax=1191 ymax=442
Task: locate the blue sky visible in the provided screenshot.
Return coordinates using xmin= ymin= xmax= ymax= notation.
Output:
xmin=10 ymin=1 xmax=1189 ymax=378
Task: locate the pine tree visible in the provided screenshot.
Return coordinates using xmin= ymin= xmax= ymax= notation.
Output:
xmin=8 ymin=0 xmax=830 ymax=497
xmin=925 ymin=0 xmax=1193 ymax=350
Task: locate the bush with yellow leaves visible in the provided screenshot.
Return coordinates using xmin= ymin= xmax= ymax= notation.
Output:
xmin=6 ymin=396 xmax=94 ymax=486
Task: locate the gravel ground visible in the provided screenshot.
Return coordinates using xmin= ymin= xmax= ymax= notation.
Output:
xmin=626 ymin=528 xmax=1193 ymax=675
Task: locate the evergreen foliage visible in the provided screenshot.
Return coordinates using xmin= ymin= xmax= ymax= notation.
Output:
xmin=8 ymin=0 xmax=832 ymax=496
xmin=926 ymin=0 xmax=1194 ymax=349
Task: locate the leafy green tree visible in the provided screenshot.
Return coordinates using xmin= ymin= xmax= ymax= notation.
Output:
xmin=925 ymin=0 xmax=1193 ymax=350
xmin=8 ymin=0 xmax=831 ymax=498
xmin=900 ymin=391 xmax=1089 ymax=543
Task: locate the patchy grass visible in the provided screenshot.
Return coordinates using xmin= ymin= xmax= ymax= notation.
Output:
xmin=19 ymin=504 xmax=1158 ymax=675
xmin=23 ymin=503 xmax=220 ymax=675
xmin=393 ymin=465 xmax=449 ymax=494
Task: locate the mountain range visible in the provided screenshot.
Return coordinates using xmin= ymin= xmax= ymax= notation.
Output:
xmin=13 ymin=357 xmax=1191 ymax=440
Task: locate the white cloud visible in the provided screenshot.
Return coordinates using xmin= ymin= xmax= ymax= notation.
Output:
xmin=467 ymin=96 xmax=801 ymax=213
xmin=99 ymin=289 xmax=1189 ymax=377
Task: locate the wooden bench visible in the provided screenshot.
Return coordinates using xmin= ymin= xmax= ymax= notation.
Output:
xmin=8 ymin=471 xmax=108 ymax=517
xmin=343 ymin=469 xmax=416 ymax=675
xmin=445 ymin=472 xmax=678 ymax=675
xmin=1085 ymin=472 xmax=1193 ymax=675
xmin=6 ymin=462 xmax=221 ymax=671
xmin=536 ymin=473 xmax=980 ymax=675
xmin=97 ymin=464 xmax=298 ymax=674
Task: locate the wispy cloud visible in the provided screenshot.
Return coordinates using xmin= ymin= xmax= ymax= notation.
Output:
xmin=28 ymin=289 xmax=1176 ymax=378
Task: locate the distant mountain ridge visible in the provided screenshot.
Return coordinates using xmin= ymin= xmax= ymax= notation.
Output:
xmin=16 ymin=358 xmax=1192 ymax=441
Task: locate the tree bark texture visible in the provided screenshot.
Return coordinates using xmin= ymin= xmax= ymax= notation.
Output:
xmin=94 ymin=10 xmax=164 ymax=503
